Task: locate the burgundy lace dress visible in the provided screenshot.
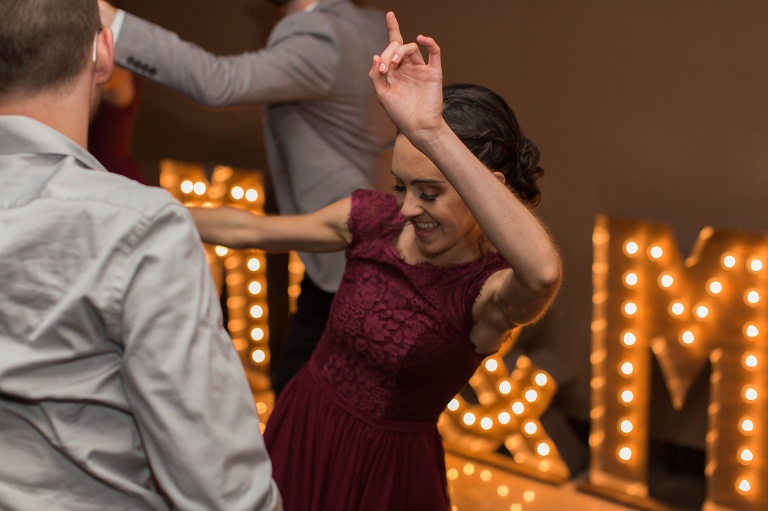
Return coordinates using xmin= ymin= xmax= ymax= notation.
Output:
xmin=264 ymin=189 xmax=509 ymax=511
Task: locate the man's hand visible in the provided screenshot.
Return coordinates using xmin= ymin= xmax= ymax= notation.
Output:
xmin=98 ymin=0 xmax=118 ymax=28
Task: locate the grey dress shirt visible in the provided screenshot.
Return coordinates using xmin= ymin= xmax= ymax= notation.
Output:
xmin=112 ymin=0 xmax=397 ymax=292
xmin=0 ymin=116 xmax=281 ymax=511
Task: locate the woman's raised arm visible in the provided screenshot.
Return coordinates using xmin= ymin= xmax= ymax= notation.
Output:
xmin=370 ymin=13 xmax=562 ymax=352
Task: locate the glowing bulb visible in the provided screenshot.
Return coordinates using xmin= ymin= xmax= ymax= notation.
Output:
xmin=447 ymin=399 xmax=460 ymax=412
xmin=681 ymin=331 xmax=695 ymax=345
xmin=251 ymin=349 xmax=266 ymax=363
xmin=245 ymin=189 xmax=259 ymax=202
xmin=620 ymin=361 xmax=634 ymax=376
xmin=511 ymin=402 xmax=525 ymax=415
xmin=659 ymin=274 xmax=674 ymax=288
xmin=214 ymin=245 xmax=229 ymax=257
xmin=708 ymin=280 xmax=723 ymax=295
xmin=534 ymin=373 xmax=548 ymax=387
xmin=463 ymin=463 xmax=475 ymax=476
xmin=484 ymin=359 xmax=499 ymax=372
xmin=620 ymin=390 xmax=634 ymax=403
xmin=622 ymin=331 xmax=637 ymax=346
xmin=670 ymin=302 xmax=685 ymax=316
xmin=740 ymin=418 xmax=754 ymax=433
xmin=497 ymin=485 xmax=510 ymax=497
xmin=648 ymin=246 xmax=663 ymax=259
xmin=618 ymin=447 xmax=632 ymax=461
xmin=247 ymin=258 xmax=261 ymax=271
xmin=623 ymin=301 xmax=638 ymax=316
xmin=446 ymin=468 xmax=459 ymax=481
xmin=230 ymin=186 xmax=245 ymax=200
xmin=480 ymin=470 xmax=492 ymax=482
xmin=250 ymin=328 xmax=265 ymax=341
xmin=498 ymin=412 xmax=511 ymax=425
xmin=193 ymin=181 xmax=207 ymax=195
xmin=739 ymin=448 xmax=754 ymax=463
xmin=524 ymin=389 xmax=538 ymax=403
xmin=624 ymin=241 xmax=639 ymax=256
xmin=250 ymin=305 xmax=264 ymax=319
xmin=619 ymin=419 xmax=633 ymax=434
xmin=695 ymin=305 xmax=709 ymax=319
xmin=498 ymin=381 xmax=512 ymax=395
xmin=536 ymin=443 xmax=551 ymax=456
xmin=749 ymin=258 xmax=764 ymax=272
xmin=624 ymin=272 xmax=638 ymax=287
xmin=745 ymin=290 xmax=760 ymax=305
xmin=463 ymin=412 xmax=476 ymax=426
xmin=480 ymin=417 xmax=493 ymax=430
xmin=524 ymin=421 xmax=538 ymax=435
xmin=744 ymin=387 xmax=758 ymax=401
xmin=248 ymin=281 xmax=262 ymax=295
xmin=722 ymin=254 xmax=736 ymax=269
xmin=737 ymin=479 xmax=751 ymax=493
xmin=180 ymin=180 xmax=194 ymax=194
xmin=744 ymin=324 xmax=759 ymax=339
xmin=744 ymin=354 xmax=758 ymax=369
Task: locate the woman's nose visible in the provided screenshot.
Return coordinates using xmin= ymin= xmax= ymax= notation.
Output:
xmin=399 ymin=193 xmax=423 ymax=219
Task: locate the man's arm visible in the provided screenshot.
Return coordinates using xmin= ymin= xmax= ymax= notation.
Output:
xmin=99 ymin=1 xmax=339 ymax=107
xmin=119 ymin=202 xmax=281 ymax=511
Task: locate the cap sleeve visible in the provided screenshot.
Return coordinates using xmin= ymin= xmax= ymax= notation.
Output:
xmin=347 ymin=189 xmax=403 ymax=251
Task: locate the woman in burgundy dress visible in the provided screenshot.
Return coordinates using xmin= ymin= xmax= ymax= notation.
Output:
xmin=190 ymin=13 xmax=562 ymax=510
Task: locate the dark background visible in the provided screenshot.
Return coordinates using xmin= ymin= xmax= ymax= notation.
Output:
xmin=112 ymin=0 xmax=768 ymax=477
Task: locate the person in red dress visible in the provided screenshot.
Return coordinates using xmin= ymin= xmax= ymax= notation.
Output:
xmin=189 ymin=12 xmax=562 ymax=510
xmin=88 ymin=67 xmax=146 ymax=183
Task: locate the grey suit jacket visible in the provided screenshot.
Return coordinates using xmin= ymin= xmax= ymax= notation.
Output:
xmin=114 ymin=0 xmax=397 ymax=292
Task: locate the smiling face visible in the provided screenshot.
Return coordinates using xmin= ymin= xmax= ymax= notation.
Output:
xmin=391 ymin=134 xmax=482 ymax=267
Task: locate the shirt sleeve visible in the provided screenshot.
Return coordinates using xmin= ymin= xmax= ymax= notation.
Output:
xmin=118 ymin=202 xmax=282 ymax=511
xmin=114 ymin=11 xmax=340 ymax=107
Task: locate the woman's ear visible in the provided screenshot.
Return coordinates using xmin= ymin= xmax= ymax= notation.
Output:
xmin=492 ymin=171 xmax=506 ymax=186
xmin=93 ymin=27 xmax=115 ymax=86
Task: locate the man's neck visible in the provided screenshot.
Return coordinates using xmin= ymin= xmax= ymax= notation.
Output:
xmin=0 ymin=84 xmax=92 ymax=148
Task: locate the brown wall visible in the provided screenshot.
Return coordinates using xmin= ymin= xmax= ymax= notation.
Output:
xmin=118 ymin=0 xmax=768 ymax=449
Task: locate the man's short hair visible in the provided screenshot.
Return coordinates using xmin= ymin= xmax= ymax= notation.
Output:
xmin=265 ymin=0 xmax=291 ymax=7
xmin=0 ymin=0 xmax=101 ymax=97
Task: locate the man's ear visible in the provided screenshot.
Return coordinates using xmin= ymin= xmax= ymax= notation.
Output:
xmin=94 ymin=27 xmax=115 ymax=85
xmin=492 ymin=171 xmax=506 ymax=186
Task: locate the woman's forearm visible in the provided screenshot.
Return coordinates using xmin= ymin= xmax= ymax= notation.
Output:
xmin=419 ymin=124 xmax=562 ymax=295
xmin=188 ymin=206 xmax=257 ymax=249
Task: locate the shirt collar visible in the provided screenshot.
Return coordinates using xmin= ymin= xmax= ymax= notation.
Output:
xmin=0 ymin=116 xmax=106 ymax=172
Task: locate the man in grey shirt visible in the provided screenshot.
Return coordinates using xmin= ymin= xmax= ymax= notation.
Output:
xmin=99 ymin=0 xmax=397 ymax=395
xmin=0 ymin=1 xmax=281 ymax=509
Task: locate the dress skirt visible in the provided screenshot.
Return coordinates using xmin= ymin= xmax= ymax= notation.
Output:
xmin=263 ymin=360 xmax=451 ymax=511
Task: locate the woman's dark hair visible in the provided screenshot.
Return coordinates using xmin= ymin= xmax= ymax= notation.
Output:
xmin=442 ymin=83 xmax=543 ymax=207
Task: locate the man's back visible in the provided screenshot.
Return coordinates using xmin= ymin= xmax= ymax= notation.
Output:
xmin=0 ymin=116 xmax=281 ymax=510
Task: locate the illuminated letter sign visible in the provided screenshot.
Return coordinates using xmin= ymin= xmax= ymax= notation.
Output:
xmin=439 ymin=331 xmax=570 ymax=483
xmin=160 ymin=161 xmax=273 ymax=419
xmin=588 ymin=215 xmax=767 ymax=511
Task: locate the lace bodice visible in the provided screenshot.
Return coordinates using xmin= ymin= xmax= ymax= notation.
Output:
xmin=312 ymin=189 xmax=509 ymax=422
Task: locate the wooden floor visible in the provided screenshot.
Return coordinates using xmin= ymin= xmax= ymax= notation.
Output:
xmin=446 ymin=452 xmax=637 ymax=511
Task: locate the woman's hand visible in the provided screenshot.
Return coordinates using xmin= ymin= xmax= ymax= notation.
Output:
xmin=369 ymin=12 xmax=446 ymax=147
